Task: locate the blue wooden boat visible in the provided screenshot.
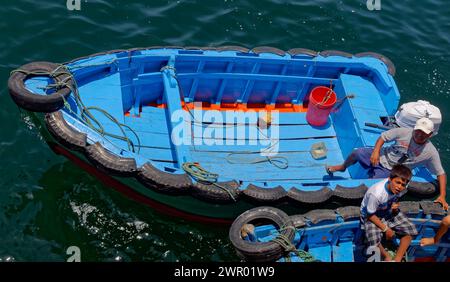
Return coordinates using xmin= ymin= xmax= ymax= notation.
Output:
xmin=229 ymin=202 xmax=449 ymax=262
xmin=7 ymin=46 xmax=438 ymax=222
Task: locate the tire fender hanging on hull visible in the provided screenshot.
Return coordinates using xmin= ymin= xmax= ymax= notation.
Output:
xmin=191 ymin=181 xmax=241 ymax=203
xmin=45 ymin=111 xmax=87 ymax=151
xmin=137 ymin=163 xmax=192 ymax=195
xmin=85 ymin=142 xmax=137 ymax=176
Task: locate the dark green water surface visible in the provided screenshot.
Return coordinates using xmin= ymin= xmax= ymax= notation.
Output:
xmin=0 ymin=0 xmax=449 ymax=261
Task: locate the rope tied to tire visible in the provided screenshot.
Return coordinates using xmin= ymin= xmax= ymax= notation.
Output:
xmin=272 ymin=225 xmax=317 ymax=262
xmin=182 ymin=162 xmax=237 ymax=202
xmin=11 ymin=63 xmax=141 ymax=154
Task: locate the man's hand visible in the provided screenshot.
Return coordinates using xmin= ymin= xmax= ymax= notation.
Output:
xmin=385 ymin=228 xmax=395 ymax=240
xmin=370 ymin=151 xmax=380 ymax=166
xmin=391 ymin=202 xmax=400 ymax=213
xmin=434 ymin=196 xmax=449 ymax=211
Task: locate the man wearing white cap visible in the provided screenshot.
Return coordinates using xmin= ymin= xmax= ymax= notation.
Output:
xmin=327 ymin=117 xmax=448 ymax=210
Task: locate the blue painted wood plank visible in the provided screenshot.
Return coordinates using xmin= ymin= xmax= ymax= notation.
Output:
xmin=124 ymin=116 xmax=170 ymax=134
xmin=191 ymin=123 xmax=336 ymax=140
xmin=76 ymin=103 xmax=124 ymax=128
xmin=270 ymin=65 xmax=288 ymax=104
xmin=177 ymin=72 xmax=337 ymax=85
xmin=192 ymin=137 xmax=340 ymax=152
xmin=352 ymin=107 xmax=386 ymax=146
xmin=135 ymin=147 xmax=176 ymax=163
xmin=124 ymin=130 xmax=173 ymax=149
xmin=189 ymin=162 xmax=341 ymax=181
xmin=332 ymin=241 xmax=354 ymax=262
xmin=340 ymin=74 xmax=387 ymax=112
xmin=190 ymin=149 xmax=344 ymax=164
xmin=78 ymin=73 xmax=122 ymax=99
xmin=132 ymin=72 xmax=161 ymax=85
xmin=240 ymin=63 xmax=261 ymax=103
xmin=175 ymin=54 xmax=369 ymax=69
xmin=214 ymin=62 xmax=234 ymax=104
xmin=188 ymin=61 xmax=205 ymax=100
xmin=308 ymin=245 xmax=332 ymax=262
xmin=162 ymin=56 xmax=191 ymax=166
xmin=139 ymin=106 xmax=311 ymax=125
xmin=297 ymin=65 xmax=317 ymax=102
xmin=140 ymin=105 xmax=167 ymax=116
xmin=189 ymin=150 xmax=349 ymax=180
xmin=187 ymin=110 xmax=309 ymax=125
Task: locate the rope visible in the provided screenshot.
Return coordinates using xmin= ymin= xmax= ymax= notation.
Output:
xmin=12 ymin=63 xmax=141 ymax=154
xmin=318 ymin=80 xmax=334 ymax=106
xmin=272 ymin=225 xmax=317 ymax=262
xmin=182 ymin=162 xmax=237 ymax=201
xmin=225 ymin=152 xmax=288 ymax=169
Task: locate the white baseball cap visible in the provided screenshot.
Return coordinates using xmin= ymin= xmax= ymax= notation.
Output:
xmin=414 ymin=117 xmax=434 ymax=134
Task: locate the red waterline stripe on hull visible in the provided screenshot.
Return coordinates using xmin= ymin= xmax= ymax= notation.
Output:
xmin=413 ymin=257 xmax=450 ymax=262
xmin=48 ymin=143 xmax=233 ymax=226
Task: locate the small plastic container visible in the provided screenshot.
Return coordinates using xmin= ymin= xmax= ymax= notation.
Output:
xmin=310 ymin=142 xmax=328 ymax=159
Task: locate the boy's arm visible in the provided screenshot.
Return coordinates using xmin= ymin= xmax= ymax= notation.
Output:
xmin=368 ymin=214 xmax=395 ymax=239
xmin=367 ymin=214 xmax=387 ymax=231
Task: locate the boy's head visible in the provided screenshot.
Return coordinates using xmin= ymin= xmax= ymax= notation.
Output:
xmin=388 ymin=164 xmax=412 ymax=194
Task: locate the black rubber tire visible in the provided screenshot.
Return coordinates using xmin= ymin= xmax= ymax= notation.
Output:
xmin=201 ymin=47 xmax=218 ymax=51
xmin=45 ymin=111 xmax=87 ymax=151
xmin=85 ymin=142 xmax=137 ymax=176
xmin=184 ymin=46 xmax=206 ymax=51
xmin=333 ymin=184 xmax=368 ymax=200
xmin=420 ymin=201 xmax=446 ymax=216
xmin=355 ymin=52 xmax=396 ymax=76
xmin=229 ymin=206 xmax=295 ymax=262
xmin=8 ymin=62 xmax=73 ymax=113
xmin=398 ymin=201 xmax=421 ymax=216
xmin=191 ymin=180 xmax=241 ymax=203
xmin=216 ymin=46 xmax=249 ymax=53
xmin=287 ymin=186 xmax=333 ymax=204
xmin=287 ymin=48 xmax=318 ymax=57
xmin=242 ymin=184 xmax=287 ymax=203
xmin=303 ymin=209 xmax=337 ymax=224
xmin=319 ymin=50 xmax=353 ymax=58
xmin=137 ymin=163 xmax=192 ymax=195
xmin=251 ymin=46 xmax=285 ymax=56
xmin=407 ymin=181 xmax=438 ymax=197
xmin=336 ymin=206 xmax=360 ymax=221
xmin=289 ymin=214 xmax=307 ymax=228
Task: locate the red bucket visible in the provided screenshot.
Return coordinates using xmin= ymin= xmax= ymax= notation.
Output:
xmin=306 ymin=86 xmax=337 ymax=127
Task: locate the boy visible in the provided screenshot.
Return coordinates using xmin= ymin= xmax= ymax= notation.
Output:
xmin=420 ymin=215 xmax=450 ymax=246
xmin=360 ymin=164 xmax=418 ymax=262
xmin=328 ymin=118 xmax=448 ymax=211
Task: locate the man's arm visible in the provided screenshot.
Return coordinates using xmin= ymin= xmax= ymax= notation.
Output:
xmin=435 ymin=173 xmax=448 ymax=211
xmin=370 ymin=137 xmax=385 ymax=166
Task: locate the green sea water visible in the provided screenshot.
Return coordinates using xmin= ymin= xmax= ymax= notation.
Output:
xmin=0 ymin=0 xmax=449 ymax=262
